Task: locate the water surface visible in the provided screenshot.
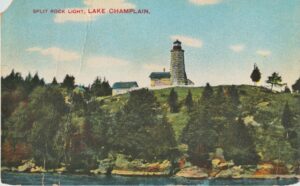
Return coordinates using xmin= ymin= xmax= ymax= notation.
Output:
xmin=1 ymin=172 xmax=299 ymax=185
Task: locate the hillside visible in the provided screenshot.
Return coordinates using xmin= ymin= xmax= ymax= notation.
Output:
xmin=100 ymin=85 xmax=300 ymax=141
xmin=2 ymin=79 xmax=300 ymax=176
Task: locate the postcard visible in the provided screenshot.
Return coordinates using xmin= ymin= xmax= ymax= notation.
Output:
xmin=1 ymin=0 xmax=300 ymax=185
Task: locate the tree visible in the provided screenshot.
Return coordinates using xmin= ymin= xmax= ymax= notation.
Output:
xmin=228 ymin=85 xmax=240 ymax=106
xmin=62 ymin=75 xmax=75 ymax=89
xmin=222 ymin=118 xmax=259 ymax=165
xmin=292 ymin=78 xmax=300 ymax=93
xmin=250 ymin=64 xmax=261 ymax=85
xmin=181 ymin=108 xmax=217 ymax=166
xmin=111 ymin=89 xmax=177 ymax=160
xmin=284 ymin=86 xmax=291 ymax=93
xmin=266 ymin=72 xmax=283 ymax=91
xmin=31 ymin=73 xmax=44 ymax=88
xmin=90 ymin=77 xmax=112 ymax=97
xmin=185 ymin=90 xmax=193 ymax=112
xmin=27 ymin=87 xmax=67 ymax=168
xmin=168 ymin=88 xmax=179 ymax=113
xmin=200 ymin=83 xmax=214 ymax=103
xmin=281 ymin=103 xmax=294 ymax=139
xmin=25 ymin=73 xmax=32 ymax=83
xmin=51 ymin=77 xmax=58 ymax=85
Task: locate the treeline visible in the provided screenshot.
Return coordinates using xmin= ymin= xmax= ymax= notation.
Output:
xmin=167 ymin=83 xmax=299 ymax=167
xmin=1 ymin=71 xmax=176 ymax=171
xmin=1 ymin=70 xmax=112 ymax=125
xmin=1 ymin=70 xmax=300 ymax=172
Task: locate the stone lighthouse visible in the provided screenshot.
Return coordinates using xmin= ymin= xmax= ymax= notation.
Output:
xmin=170 ymin=40 xmax=188 ymax=85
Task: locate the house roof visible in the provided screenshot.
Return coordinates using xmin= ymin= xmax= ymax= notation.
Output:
xmin=149 ymin=72 xmax=171 ymax=79
xmin=112 ymin=81 xmax=138 ymax=89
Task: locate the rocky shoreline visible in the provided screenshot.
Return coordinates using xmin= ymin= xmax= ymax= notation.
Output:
xmin=2 ymin=157 xmax=300 ymax=180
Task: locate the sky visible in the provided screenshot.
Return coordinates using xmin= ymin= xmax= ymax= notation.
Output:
xmin=1 ymin=0 xmax=300 ymax=88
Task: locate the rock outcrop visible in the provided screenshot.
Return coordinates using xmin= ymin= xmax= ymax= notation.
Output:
xmin=176 ymin=166 xmax=208 ymax=179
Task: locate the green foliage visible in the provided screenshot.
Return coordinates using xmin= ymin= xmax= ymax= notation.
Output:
xmin=181 ymin=108 xmax=217 ymax=166
xmin=250 ymin=64 xmax=261 ymax=84
xmin=282 ymin=103 xmax=293 ymax=138
xmin=168 ymin=88 xmax=179 ymax=113
xmin=111 ymin=89 xmax=177 ymax=161
xmin=90 ymin=77 xmax=112 ymax=97
xmin=51 ymin=77 xmax=58 ymax=85
xmin=292 ymin=77 xmax=300 ymax=93
xmin=266 ymin=72 xmax=283 ymax=90
xmin=185 ymin=90 xmax=193 ymax=112
xmin=284 ymin=86 xmax=291 ymax=93
xmin=1 ymin=71 xmax=300 ymax=171
xmin=62 ymin=74 xmax=75 ymax=89
xmin=222 ymin=118 xmax=259 ymax=165
xmin=200 ymin=83 xmax=213 ymax=103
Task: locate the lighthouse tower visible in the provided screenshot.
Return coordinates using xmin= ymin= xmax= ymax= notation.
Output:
xmin=170 ymin=40 xmax=188 ymax=85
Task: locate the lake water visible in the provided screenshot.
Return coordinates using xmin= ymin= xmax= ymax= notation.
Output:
xmin=1 ymin=172 xmax=299 ymax=185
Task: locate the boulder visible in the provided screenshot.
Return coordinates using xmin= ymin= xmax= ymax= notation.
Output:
xmin=128 ymin=159 xmax=146 ymax=170
xmin=232 ymin=166 xmax=243 ymax=178
xmin=17 ymin=159 xmax=35 ymax=172
xmin=159 ymin=160 xmax=171 ymax=171
xmin=215 ymin=169 xmax=232 ymax=178
xmin=115 ymin=154 xmax=130 ymax=169
xmin=212 ymin=158 xmax=221 ymax=169
xmin=90 ymin=168 xmax=107 ymax=174
xmin=30 ymin=166 xmax=46 ymax=173
xmin=176 ymin=166 xmax=208 ymax=179
xmin=146 ymin=162 xmax=160 ymax=172
xmin=1 ymin=167 xmax=10 ymax=172
xmin=55 ymin=167 xmax=66 ymax=173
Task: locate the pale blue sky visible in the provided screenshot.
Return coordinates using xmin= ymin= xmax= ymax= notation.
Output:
xmin=2 ymin=0 xmax=300 ymax=88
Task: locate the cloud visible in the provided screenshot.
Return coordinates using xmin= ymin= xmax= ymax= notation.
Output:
xmin=189 ymin=0 xmax=222 ymax=6
xmin=83 ymin=0 xmax=135 ymax=9
xmin=86 ymin=56 xmax=130 ymax=68
xmin=143 ymin=64 xmax=168 ymax=72
xmin=229 ymin=44 xmax=245 ymax=52
xmin=170 ymin=35 xmax=203 ymax=48
xmin=54 ymin=0 xmax=136 ymax=23
xmin=256 ymin=50 xmax=271 ymax=57
xmin=26 ymin=47 xmax=80 ymax=62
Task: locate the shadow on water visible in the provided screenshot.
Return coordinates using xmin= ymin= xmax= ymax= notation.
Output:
xmin=1 ymin=172 xmax=299 ymax=185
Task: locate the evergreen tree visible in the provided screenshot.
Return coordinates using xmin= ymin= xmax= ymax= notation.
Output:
xmin=228 ymin=85 xmax=240 ymax=106
xmin=62 ymin=74 xmax=75 ymax=89
xmin=25 ymin=73 xmax=32 ymax=83
xmin=112 ymin=88 xmax=177 ymax=160
xmin=31 ymin=73 xmax=41 ymax=88
xmin=90 ymin=77 xmax=112 ymax=97
xmin=51 ymin=77 xmax=58 ymax=85
xmin=102 ymin=78 xmax=112 ymax=96
xmin=282 ymin=102 xmax=294 ymax=139
xmin=200 ymin=83 xmax=213 ymax=103
xmin=168 ymin=88 xmax=179 ymax=113
xmin=181 ymin=108 xmax=217 ymax=166
xmin=284 ymin=86 xmax=291 ymax=93
xmin=266 ymin=72 xmax=282 ymax=91
xmin=292 ymin=77 xmax=300 ymax=93
xmin=185 ymin=90 xmax=193 ymax=112
xmin=250 ymin=64 xmax=261 ymax=85
xmin=222 ymin=118 xmax=259 ymax=165
xmin=212 ymin=86 xmax=227 ymax=116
